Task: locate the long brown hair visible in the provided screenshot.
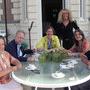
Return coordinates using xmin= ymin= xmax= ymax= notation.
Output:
xmin=73 ymin=29 xmax=85 ymax=46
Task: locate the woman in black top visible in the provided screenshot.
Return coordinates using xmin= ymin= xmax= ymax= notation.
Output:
xmin=55 ymin=9 xmax=79 ymax=49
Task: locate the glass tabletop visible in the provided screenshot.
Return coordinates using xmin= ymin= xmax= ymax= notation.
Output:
xmin=12 ymin=57 xmax=90 ymax=88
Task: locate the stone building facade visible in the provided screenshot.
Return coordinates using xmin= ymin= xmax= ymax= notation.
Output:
xmin=0 ymin=0 xmax=89 ymax=48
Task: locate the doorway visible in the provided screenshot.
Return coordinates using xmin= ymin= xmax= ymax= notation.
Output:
xmin=42 ymin=0 xmax=63 ymax=35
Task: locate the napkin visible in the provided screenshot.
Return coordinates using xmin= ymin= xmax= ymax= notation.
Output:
xmin=25 ymin=64 xmax=37 ymax=70
xmin=51 ymin=72 xmax=65 ymax=78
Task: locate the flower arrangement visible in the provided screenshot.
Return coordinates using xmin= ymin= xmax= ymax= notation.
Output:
xmin=39 ymin=47 xmax=69 ymax=63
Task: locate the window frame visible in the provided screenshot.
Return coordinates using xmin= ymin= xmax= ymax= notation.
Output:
xmin=80 ymin=0 xmax=86 ymax=20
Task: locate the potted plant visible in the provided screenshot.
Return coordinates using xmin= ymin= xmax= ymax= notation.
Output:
xmin=38 ymin=48 xmax=69 ymax=74
xmin=39 ymin=47 xmax=69 ymax=63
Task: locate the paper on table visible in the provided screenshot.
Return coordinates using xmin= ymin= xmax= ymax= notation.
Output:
xmin=51 ymin=72 xmax=65 ymax=78
xmin=25 ymin=64 xmax=37 ymax=70
xmin=68 ymin=60 xmax=78 ymax=65
xmin=60 ymin=63 xmax=72 ymax=69
xmin=59 ymin=62 xmax=75 ymax=69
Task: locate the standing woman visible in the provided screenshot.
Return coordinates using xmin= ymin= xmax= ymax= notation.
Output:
xmin=0 ymin=36 xmax=23 ymax=90
xmin=55 ymin=9 xmax=79 ymax=49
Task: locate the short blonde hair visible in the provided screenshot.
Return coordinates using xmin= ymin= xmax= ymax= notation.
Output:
xmin=57 ymin=9 xmax=72 ymax=23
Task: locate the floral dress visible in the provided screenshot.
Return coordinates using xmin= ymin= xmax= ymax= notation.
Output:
xmin=0 ymin=51 xmax=23 ymax=90
xmin=0 ymin=51 xmax=11 ymax=84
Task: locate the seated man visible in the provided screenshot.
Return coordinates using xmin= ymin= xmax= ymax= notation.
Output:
xmin=5 ymin=30 xmax=34 ymax=62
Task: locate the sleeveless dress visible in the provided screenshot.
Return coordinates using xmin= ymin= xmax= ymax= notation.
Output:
xmin=0 ymin=51 xmax=23 ymax=90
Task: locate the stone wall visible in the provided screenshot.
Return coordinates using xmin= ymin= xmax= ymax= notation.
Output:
xmin=0 ymin=0 xmax=90 ymax=47
xmin=66 ymin=0 xmax=90 ymax=41
xmin=19 ymin=0 xmax=42 ymax=48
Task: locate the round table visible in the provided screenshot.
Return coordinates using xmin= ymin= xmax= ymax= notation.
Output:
xmin=12 ymin=58 xmax=90 ymax=90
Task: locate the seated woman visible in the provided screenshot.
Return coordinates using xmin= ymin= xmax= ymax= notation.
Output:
xmin=69 ymin=30 xmax=90 ymax=90
xmin=0 ymin=36 xmax=23 ymax=90
xmin=36 ymin=25 xmax=60 ymax=51
xmin=69 ymin=29 xmax=90 ymax=54
xmin=71 ymin=52 xmax=90 ymax=90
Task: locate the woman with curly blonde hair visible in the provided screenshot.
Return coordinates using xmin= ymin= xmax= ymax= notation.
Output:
xmin=57 ymin=9 xmax=72 ymax=23
xmin=55 ymin=9 xmax=79 ymax=50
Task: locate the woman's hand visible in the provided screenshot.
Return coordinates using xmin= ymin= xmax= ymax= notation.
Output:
xmin=66 ymin=50 xmax=72 ymax=53
xmin=80 ymin=53 xmax=89 ymax=65
xmin=37 ymin=48 xmax=45 ymax=52
xmin=11 ymin=66 xmax=17 ymax=71
xmin=27 ymin=55 xmax=35 ymax=62
xmin=11 ymin=56 xmax=22 ymax=70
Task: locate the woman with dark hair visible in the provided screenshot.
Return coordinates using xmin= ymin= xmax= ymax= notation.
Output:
xmin=69 ymin=29 xmax=89 ymax=53
xmin=36 ymin=25 xmax=60 ymax=50
xmin=68 ymin=30 xmax=90 ymax=90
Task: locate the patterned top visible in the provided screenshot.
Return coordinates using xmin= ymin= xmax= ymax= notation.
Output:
xmin=0 ymin=51 xmax=12 ymax=84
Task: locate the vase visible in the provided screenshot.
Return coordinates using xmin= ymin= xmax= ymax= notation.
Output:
xmin=39 ymin=61 xmax=59 ymax=74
